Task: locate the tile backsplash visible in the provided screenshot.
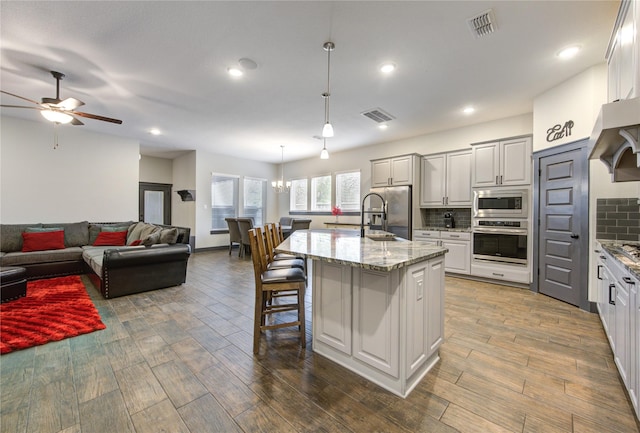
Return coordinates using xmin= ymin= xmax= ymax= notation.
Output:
xmin=420 ymin=208 xmax=471 ymax=229
xmin=596 ymin=198 xmax=640 ymax=242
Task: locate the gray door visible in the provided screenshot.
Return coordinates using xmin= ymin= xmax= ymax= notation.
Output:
xmin=538 ymin=147 xmax=586 ymax=307
xmin=139 ymin=182 xmax=172 ymax=224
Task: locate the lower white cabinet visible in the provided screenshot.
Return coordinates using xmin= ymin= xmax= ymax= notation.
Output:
xmin=595 ymin=246 xmax=639 ymax=420
xmin=441 ymin=232 xmax=470 ymax=275
xmin=413 ymin=230 xmax=471 ymax=275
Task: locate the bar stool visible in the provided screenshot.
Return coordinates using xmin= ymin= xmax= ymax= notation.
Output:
xmin=248 ymin=227 xmax=306 ymax=353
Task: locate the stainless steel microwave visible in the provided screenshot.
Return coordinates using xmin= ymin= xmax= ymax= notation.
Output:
xmin=473 ymin=189 xmax=528 ymax=218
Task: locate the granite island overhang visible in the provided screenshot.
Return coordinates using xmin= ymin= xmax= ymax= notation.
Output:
xmin=276 ymin=229 xmax=448 ymax=398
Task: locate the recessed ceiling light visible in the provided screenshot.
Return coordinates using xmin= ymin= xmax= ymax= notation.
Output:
xmin=380 ymin=63 xmax=396 ymax=74
xmin=227 ymin=67 xmax=243 ymax=77
xmin=379 ymin=124 xmax=389 ymax=130
xmin=557 ymin=45 xmax=580 ymax=59
xmin=463 ymin=106 xmax=475 ymax=114
xmin=149 ymin=128 xmax=162 ymax=135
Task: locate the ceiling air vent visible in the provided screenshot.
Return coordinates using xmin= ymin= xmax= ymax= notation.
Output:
xmin=361 ymin=108 xmax=395 ymax=123
xmin=467 ymin=9 xmax=496 ymax=38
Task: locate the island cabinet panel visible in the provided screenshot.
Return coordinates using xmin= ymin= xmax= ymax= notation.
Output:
xmin=313 ymin=261 xmax=352 ymax=355
xmin=353 ymin=268 xmax=400 ymax=378
xmin=405 ymin=263 xmax=428 ymax=376
xmin=426 ymin=257 xmax=445 ymax=356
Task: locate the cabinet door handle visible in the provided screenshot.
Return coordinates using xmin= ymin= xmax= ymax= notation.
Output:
xmin=500 ymin=175 xmax=503 ymax=184
xmin=597 ymin=265 xmax=602 ymax=280
xmin=570 ymin=233 xmax=579 ymax=239
xmin=442 ymin=197 xmax=445 ymax=205
xmin=492 ymin=272 xmax=504 ymax=277
xmin=450 ymin=234 xmax=460 ymax=238
xmin=623 ymin=277 xmax=635 ymax=285
xmin=496 ymin=175 xmax=499 ymax=184
xmin=609 ymin=283 xmax=616 ymax=305
xmin=600 ymin=255 xmax=607 ymax=260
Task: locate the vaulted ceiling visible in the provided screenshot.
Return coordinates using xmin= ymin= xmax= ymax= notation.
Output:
xmin=0 ymin=1 xmax=619 ymax=163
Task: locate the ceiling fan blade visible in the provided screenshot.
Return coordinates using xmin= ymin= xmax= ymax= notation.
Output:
xmin=70 ymin=116 xmax=84 ymax=126
xmin=72 ymin=111 xmax=123 ymax=124
xmin=54 ymin=97 xmax=84 ymax=111
xmin=1 ymin=90 xmax=41 ymax=106
xmin=0 ymin=104 xmax=41 ymax=109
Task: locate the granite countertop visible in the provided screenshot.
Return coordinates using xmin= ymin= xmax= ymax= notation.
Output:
xmin=276 ymin=229 xmax=448 ymax=272
xmin=414 ymin=226 xmax=471 ymax=232
xmin=598 ymin=240 xmax=640 ymax=280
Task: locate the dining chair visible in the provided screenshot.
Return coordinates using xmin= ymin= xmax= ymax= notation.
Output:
xmin=248 ymin=227 xmax=306 ymax=354
xmin=289 ymin=218 xmax=312 ymax=235
xmin=224 ymin=217 xmax=242 ymax=256
xmin=236 ymin=217 xmax=254 ymax=258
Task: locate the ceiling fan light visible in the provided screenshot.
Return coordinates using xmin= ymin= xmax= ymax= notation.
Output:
xmin=322 ymin=122 xmax=334 ymax=138
xmin=41 ymin=109 xmax=73 ymax=124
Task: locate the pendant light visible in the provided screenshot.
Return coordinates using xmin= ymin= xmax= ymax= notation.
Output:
xmin=321 ymin=41 xmax=335 ymax=138
xmin=272 ymin=145 xmax=291 ymax=193
xmin=320 ymin=138 xmax=329 ymax=159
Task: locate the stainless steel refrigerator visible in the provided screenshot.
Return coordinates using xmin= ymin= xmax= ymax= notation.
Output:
xmin=366 ymin=185 xmax=412 ymax=240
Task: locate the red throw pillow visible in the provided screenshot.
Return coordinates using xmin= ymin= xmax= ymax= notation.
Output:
xmin=22 ymin=230 xmax=66 ymax=252
xmin=129 ymin=239 xmax=143 ymax=246
xmin=93 ymin=230 xmax=127 ymax=246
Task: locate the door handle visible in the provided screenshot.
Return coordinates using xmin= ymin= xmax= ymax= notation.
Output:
xmin=570 ymin=234 xmax=579 ymax=239
xmin=609 ymin=283 xmax=616 ymax=305
xmin=597 ymin=265 xmax=602 ymax=280
xmin=623 ymin=277 xmax=635 ymax=285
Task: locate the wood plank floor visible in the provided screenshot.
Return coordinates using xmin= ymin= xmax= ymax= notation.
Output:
xmin=2 ymin=249 xmax=639 ymax=433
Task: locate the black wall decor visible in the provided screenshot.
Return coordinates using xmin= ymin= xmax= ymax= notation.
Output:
xmin=176 ymin=190 xmax=195 ymax=201
xmin=546 ymin=120 xmax=574 ymax=142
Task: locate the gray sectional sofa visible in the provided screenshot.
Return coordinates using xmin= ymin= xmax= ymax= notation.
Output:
xmin=0 ymin=221 xmax=191 ymax=299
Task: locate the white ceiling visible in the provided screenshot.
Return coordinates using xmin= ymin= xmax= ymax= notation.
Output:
xmin=0 ymin=1 xmax=619 ymax=163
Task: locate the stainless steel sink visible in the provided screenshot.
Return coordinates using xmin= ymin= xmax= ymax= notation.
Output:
xmin=365 ymin=233 xmax=397 ymax=241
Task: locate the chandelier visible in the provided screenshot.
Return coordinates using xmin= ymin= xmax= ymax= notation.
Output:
xmin=272 ymin=145 xmax=291 ymax=193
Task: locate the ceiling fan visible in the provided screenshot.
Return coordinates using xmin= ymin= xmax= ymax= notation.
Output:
xmin=0 ymin=70 xmax=123 ymax=126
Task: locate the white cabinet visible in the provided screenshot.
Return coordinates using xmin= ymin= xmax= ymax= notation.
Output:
xmin=413 ymin=230 xmax=471 ymax=275
xmin=314 ymin=261 xmax=352 ymax=355
xmin=607 ymin=0 xmax=639 ymax=101
xmin=420 ymin=150 xmax=472 ymax=207
xmin=372 ymin=154 xmax=417 ymax=186
xmin=441 ymin=231 xmax=471 ymax=275
xmin=594 ymin=246 xmax=640 ymax=421
xmin=472 ymin=137 xmax=532 ymax=187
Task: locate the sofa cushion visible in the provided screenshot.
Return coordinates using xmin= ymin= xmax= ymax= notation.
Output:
xmin=1 ymin=224 xmax=43 ymax=252
xmin=43 ymin=221 xmax=90 ymax=247
xmin=158 ymin=227 xmax=179 ymax=244
xmin=24 ymin=227 xmax=63 ymax=233
xmin=93 ymin=231 xmax=127 ymax=246
xmin=22 ymin=231 xmax=66 ymax=252
xmin=88 ymin=222 xmax=135 ymax=245
xmin=127 ymin=222 xmax=161 ymax=245
xmin=142 ymin=231 xmax=161 ymax=246
xmin=1 ymin=247 xmax=84 ymax=267
xmin=82 ymin=245 xmax=146 ymax=277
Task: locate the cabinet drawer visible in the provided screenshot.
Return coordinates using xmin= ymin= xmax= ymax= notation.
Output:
xmin=440 ymin=231 xmax=470 ymax=241
xmin=413 ymin=230 xmax=440 ymax=239
xmin=471 ymin=261 xmax=530 ymax=284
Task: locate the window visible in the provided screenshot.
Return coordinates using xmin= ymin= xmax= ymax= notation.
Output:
xmin=243 ymin=177 xmax=266 ymax=226
xmin=311 ymin=175 xmax=331 ymax=211
xmin=335 ymin=171 xmax=360 ymax=211
xmin=211 ymin=174 xmax=239 ymax=231
xmin=290 ymin=178 xmax=308 ymax=211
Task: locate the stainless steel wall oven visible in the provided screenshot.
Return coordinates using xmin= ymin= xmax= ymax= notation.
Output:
xmin=472 ymin=219 xmax=528 ymax=265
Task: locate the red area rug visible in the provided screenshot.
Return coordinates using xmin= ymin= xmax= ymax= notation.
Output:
xmin=0 ymin=275 xmax=105 ymax=354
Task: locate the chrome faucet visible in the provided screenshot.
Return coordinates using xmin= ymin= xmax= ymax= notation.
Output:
xmin=360 ymin=192 xmax=387 ymax=237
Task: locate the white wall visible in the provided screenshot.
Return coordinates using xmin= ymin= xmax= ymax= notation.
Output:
xmin=0 ymin=116 xmax=139 ymax=223
xmin=140 ymin=155 xmax=173 ymax=184
xmin=172 ymin=151 xmax=197 ymax=232
xmin=193 ymin=149 xmax=277 ymax=249
xmin=533 ymin=64 xmax=607 ymax=152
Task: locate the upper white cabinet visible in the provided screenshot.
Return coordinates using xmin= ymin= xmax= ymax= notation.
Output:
xmin=371 ymin=154 xmax=417 ymax=186
xmin=420 ymin=150 xmax=472 ymax=207
xmin=607 ymin=0 xmax=639 ymax=102
xmin=472 ymin=136 xmax=532 ymax=187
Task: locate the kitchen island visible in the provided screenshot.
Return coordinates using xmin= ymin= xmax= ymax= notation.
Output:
xmin=276 ymin=229 xmax=447 ymax=397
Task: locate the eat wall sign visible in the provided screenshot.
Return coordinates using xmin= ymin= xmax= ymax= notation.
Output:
xmin=546 ymin=120 xmax=574 ymax=142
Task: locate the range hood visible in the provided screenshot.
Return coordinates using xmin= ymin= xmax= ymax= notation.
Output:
xmin=588 ymin=97 xmax=640 ymax=182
